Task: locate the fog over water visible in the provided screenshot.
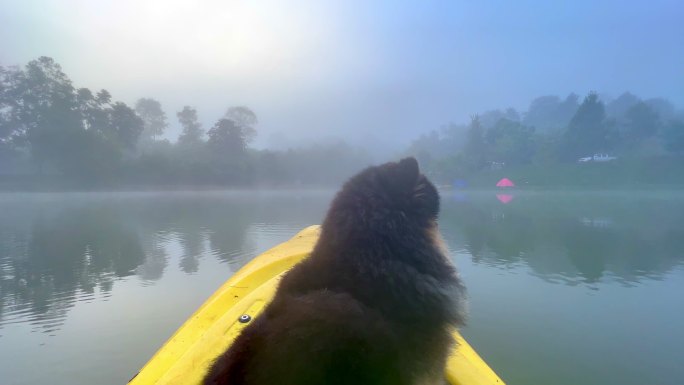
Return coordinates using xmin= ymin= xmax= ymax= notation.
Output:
xmin=1 ymin=2 xmax=684 ymax=385
xmin=1 ymin=191 xmax=683 ymax=385
xmin=2 ymin=1 xmax=682 ymax=151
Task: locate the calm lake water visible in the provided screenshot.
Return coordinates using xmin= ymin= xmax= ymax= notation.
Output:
xmin=1 ymin=190 xmax=683 ymax=385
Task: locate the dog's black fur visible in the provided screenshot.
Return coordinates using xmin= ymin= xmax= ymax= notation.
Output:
xmin=204 ymin=157 xmax=467 ymax=385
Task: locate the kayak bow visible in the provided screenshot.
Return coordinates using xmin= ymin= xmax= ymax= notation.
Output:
xmin=129 ymin=226 xmax=504 ymax=385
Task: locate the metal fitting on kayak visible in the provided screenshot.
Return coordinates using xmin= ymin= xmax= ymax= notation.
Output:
xmin=238 ymin=314 xmax=251 ymax=323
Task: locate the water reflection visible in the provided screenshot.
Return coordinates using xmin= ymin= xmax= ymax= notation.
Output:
xmin=0 ymin=192 xmax=328 ymax=335
xmin=178 ymin=229 xmax=205 ymax=274
xmin=1 ymin=207 xmax=144 ymax=333
xmin=441 ymin=192 xmax=684 ymax=285
xmin=495 ymin=193 xmax=514 ymax=204
xmin=1 ymin=191 xmax=683 ymax=336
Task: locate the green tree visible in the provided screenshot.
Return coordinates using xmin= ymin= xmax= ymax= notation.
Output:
xmin=523 ymin=93 xmax=579 ymax=132
xmin=206 ymin=118 xmax=250 ymax=183
xmin=524 ymin=95 xmax=561 ymax=130
xmin=0 ymin=65 xmax=15 ymax=142
xmin=57 ymin=128 xmax=122 ymax=180
xmin=645 ymin=98 xmax=675 ymax=121
xmin=532 ymin=132 xmax=560 ymax=165
xmin=96 ymin=89 xmax=111 ymax=105
xmin=106 ymin=102 xmax=144 ymax=150
xmin=663 ymin=120 xmax=684 ymax=154
xmin=224 ymin=106 xmax=257 ymax=143
xmin=0 ymin=58 xmax=74 ymax=159
xmin=406 ymin=123 xmax=468 ymax=162
xmin=486 ymin=119 xmax=536 ymax=165
xmin=207 ymin=118 xmax=246 ymax=155
xmin=135 ymin=98 xmax=167 ymax=143
xmin=0 ymin=57 xmax=143 ymax=180
xmin=623 ymin=102 xmax=660 ymax=144
xmin=407 ymin=130 xmax=440 ymax=167
xmin=559 ymin=92 xmax=609 ymax=161
xmin=16 ymin=57 xmax=81 ymax=172
xmin=557 ymin=93 xmax=581 ymax=125
xmin=29 ymin=95 xmax=82 ymax=173
xmin=606 ymin=92 xmax=639 ymax=118
xmin=177 ymin=106 xmax=203 ymax=145
xmin=463 ymin=116 xmax=487 ymax=170
xmin=77 ymin=88 xmax=110 ymax=132
xmin=479 ymin=108 xmax=520 ymax=129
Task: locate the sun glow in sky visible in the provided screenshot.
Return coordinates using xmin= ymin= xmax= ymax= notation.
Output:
xmin=24 ymin=1 xmax=336 ymax=87
xmin=1 ymin=0 xmax=682 ymax=151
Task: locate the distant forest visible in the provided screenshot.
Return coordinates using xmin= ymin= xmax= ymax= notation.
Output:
xmin=0 ymin=57 xmax=371 ymax=189
xmin=1 ymin=56 xmax=683 ymax=189
xmin=408 ymin=90 xmax=684 ymax=187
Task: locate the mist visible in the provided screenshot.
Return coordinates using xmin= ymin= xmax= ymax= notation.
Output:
xmin=3 ymin=3 xmax=684 ymax=385
xmin=1 ymin=0 xmax=683 ymax=188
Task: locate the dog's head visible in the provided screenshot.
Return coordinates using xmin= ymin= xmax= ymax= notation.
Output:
xmin=323 ymin=157 xmax=440 ymax=242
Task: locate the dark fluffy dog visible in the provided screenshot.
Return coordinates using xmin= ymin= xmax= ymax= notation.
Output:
xmin=205 ymin=157 xmax=466 ymax=385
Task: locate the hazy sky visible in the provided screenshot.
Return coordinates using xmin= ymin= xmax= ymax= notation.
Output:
xmin=1 ymin=0 xmax=682 ymax=151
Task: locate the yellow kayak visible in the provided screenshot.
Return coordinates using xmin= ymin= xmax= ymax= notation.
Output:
xmin=129 ymin=226 xmax=505 ymax=385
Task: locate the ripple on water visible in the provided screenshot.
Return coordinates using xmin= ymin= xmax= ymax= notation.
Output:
xmin=0 ymin=283 xmax=113 ymax=334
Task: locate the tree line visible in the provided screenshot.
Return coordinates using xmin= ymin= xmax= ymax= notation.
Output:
xmin=408 ymin=91 xmax=684 ymax=184
xmin=0 ymin=57 xmax=371 ymax=188
xmin=2 ymin=56 xmax=683 ymax=189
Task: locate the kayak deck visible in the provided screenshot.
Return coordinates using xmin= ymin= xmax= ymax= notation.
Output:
xmin=129 ymin=226 xmax=504 ymax=385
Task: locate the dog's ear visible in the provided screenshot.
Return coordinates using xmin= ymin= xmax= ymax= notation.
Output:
xmin=395 ymin=157 xmax=420 ymax=190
